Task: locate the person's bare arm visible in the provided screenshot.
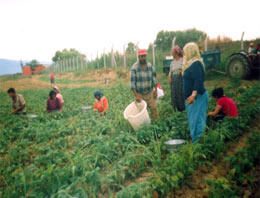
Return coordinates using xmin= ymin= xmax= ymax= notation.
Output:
xmin=13 ymin=104 xmax=26 ymax=114
xmin=187 ymin=90 xmax=198 ymax=105
xmin=133 ymin=89 xmax=141 ymax=102
xmin=208 ymin=106 xmax=221 ymax=117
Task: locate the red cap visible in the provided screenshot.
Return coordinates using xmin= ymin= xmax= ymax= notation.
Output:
xmin=157 ymin=83 xmax=162 ymax=90
xmin=138 ymin=49 xmax=147 ymax=56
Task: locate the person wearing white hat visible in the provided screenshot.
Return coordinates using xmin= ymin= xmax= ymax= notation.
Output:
xmin=53 ymin=86 xmax=64 ymax=104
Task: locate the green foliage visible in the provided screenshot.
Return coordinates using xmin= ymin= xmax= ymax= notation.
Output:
xmin=26 ymin=59 xmax=39 ymax=71
xmin=117 ymin=182 xmax=152 ymax=198
xmin=0 ymin=77 xmax=259 ymax=197
xmin=154 ymin=28 xmax=207 ymax=51
xmin=52 ymin=48 xmax=86 ymax=62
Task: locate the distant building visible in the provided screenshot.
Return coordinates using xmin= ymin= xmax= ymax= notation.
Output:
xmin=22 ymin=66 xmax=32 ymax=76
xmin=34 ymin=65 xmax=46 ymax=74
xmin=22 ymin=65 xmax=46 ymax=76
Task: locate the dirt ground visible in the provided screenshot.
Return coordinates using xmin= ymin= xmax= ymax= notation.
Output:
xmin=1 ymin=69 xmax=258 ymax=92
xmin=0 ymin=69 xmax=130 ymax=91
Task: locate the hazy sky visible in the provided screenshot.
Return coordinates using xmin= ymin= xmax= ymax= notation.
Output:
xmin=0 ymin=0 xmax=259 ymax=62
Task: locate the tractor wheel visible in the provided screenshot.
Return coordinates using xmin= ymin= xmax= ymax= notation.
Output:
xmin=226 ymin=53 xmax=250 ymax=79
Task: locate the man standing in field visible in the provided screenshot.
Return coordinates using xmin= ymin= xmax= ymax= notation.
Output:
xmin=130 ymin=49 xmax=159 ymax=122
xmin=7 ymin=88 xmax=26 ymax=115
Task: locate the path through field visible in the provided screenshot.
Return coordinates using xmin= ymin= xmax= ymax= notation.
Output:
xmin=173 ymin=118 xmax=260 ymax=198
xmin=0 ymin=69 xmax=129 ymax=91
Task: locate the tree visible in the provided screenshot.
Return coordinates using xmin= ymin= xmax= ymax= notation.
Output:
xmin=126 ymin=42 xmax=135 ymax=54
xmin=52 ymin=48 xmax=86 ymax=62
xmin=26 ymin=59 xmax=39 ymax=71
xmin=154 ymin=28 xmax=207 ymax=52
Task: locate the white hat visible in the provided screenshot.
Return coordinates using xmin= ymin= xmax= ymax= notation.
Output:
xmin=53 ymin=86 xmax=60 ymax=92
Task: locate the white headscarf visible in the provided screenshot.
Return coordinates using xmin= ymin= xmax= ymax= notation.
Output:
xmin=53 ymin=86 xmax=60 ymax=93
xmin=182 ymin=42 xmax=205 ymax=75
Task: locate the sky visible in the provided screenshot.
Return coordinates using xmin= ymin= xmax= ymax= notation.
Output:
xmin=0 ymin=0 xmax=259 ymax=62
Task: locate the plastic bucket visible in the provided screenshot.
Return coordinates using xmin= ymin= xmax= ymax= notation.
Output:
xmin=123 ymin=100 xmax=150 ymax=131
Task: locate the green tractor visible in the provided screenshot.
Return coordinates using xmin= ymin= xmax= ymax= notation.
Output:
xmin=226 ymin=51 xmax=260 ymax=79
xmin=226 ymin=32 xmax=260 ymax=79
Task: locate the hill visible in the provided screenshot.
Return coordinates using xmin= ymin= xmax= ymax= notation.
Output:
xmin=0 ymin=59 xmax=52 ymax=76
xmin=0 ymin=59 xmax=22 ymax=75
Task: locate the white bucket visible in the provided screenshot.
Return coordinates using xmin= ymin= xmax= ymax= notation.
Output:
xmin=123 ymin=100 xmax=150 ymax=131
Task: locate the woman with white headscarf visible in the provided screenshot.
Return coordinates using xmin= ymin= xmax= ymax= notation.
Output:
xmin=53 ymin=86 xmax=64 ymax=104
xmin=182 ymin=42 xmax=209 ymax=143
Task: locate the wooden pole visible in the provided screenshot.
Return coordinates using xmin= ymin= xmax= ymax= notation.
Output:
xmin=103 ymin=48 xmax=106 ymax=70
xmin=136 ymin=42 xmax=139 ymax=62
xmin=111 ymin=47 xmax=113 ymax=68
xmin=123 ymin=44 xmax=126 ymax=67
xmin=97 ymin=52 xmax=99 ymax=69
xmin=241 ymin=32 xmax=245 ymax=51
xmin=72 ymin=57 xmax=75 ymax=71
xmin=152 ymin=43 xmax=156 ymax=66
xmin=76 ymin=56 xmax=79 ymax=71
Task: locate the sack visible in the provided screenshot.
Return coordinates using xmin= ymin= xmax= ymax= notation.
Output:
xmin=157 ymin=88 xmax=164 ymax=99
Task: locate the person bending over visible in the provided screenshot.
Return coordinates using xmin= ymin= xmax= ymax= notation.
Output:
xmin=208 ymin=87 xmax=238 ymax=121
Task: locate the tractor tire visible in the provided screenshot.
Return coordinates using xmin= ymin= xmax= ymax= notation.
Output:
xmin=226 ymin=53 xmax=251 ymax=79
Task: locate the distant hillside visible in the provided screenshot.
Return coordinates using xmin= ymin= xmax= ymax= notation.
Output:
xmin=0 ymin=59 xmax=22 ymax=75
xmin=0 ymin=59 xmax=51 ymax=76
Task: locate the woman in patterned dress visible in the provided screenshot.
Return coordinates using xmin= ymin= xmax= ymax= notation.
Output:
xmin=168 ymin=46 xmax=185 ymax=112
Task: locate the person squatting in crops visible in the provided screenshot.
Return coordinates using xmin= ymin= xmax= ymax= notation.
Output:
xmin=7 ymin=88 xmax=26 ymax=115
xmin=130 ymin=49 xmax=159 ymax=122
xmin=182 ymin=42 xmax=209 ymax=143
xmin=93 ymin=90 xmax=108 ymax=117
xmin=46 ymin=90 xmax=63 ymax=113
xmin=208 ymin=87 xmax=238 ymax=121
xmin=168 ymin=45 xmax=185 ymax=112
xmin=53 ymin=86 xmax=64 ymax=105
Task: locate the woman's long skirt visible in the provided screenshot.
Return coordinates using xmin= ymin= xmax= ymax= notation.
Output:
xmin=185 ymin=91 xmax=209 ymax=143
xmin=171 ymin=73 xmax=185 ymax=112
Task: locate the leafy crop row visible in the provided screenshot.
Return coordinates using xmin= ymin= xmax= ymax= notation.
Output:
xmin=206 ymin=132 xmax=260 ymax=198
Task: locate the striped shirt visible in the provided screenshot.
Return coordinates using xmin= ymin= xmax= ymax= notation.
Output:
xmin=130 ymin=62 xmax=157 ymax=94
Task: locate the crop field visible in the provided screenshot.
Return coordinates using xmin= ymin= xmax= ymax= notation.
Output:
xmin=0 ymin=72 xmax=260 ymax=198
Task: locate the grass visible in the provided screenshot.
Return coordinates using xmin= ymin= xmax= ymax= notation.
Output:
xmin=0 ymin=73 xmax=23 ymax=82
xmin=39 ymin=75 xmax=96 ymax=84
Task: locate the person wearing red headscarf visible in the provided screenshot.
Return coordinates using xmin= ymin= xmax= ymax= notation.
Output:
xmin=169 ymin=45 xmax=185 ymax=112
xmin=50 ymin=72 xmax=55 ymax=84
xmin=130 ymin=49 xmax=159 ymax=121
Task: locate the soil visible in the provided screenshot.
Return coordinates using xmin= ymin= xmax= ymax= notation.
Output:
xmin=0 ymin=69 xmax=130 ymax=91
xmin=173 ymin=118 xmax=260 ymax=198
xmin=125 ymin=171 xmax=153 ymax=187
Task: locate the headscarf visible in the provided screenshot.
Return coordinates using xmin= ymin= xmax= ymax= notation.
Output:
xmin=172 ymin=45 xmax=183 ymax=57
xmin=94 ymin=90 xmax=103 ymax=99
xmin=53 ymin=86 xmax=60 ymax=93
xmin=156 ymin=83 xmax=163 ymax=90
xmin=182 ymin=42 xmax=205 ymax=75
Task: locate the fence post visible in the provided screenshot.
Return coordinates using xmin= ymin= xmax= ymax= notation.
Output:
xmin=123 ymin=44 xmax=126 ymax=67
xmin=135 ymin=42 xmax=139 ymax=62
xmin=152 ymin=43 xmax=156 ymax=67
xmin=103 ymin=48 xmax=106 ymax=70
xmin=76 ymin=56 xmax=80 ymax=71
xmin=80 ymin=56 xmax=83 ymax=71
xmin=97 ymin=52 xmax=99 ymax=69
xmin=85 ymin=56 xmax=87 ymax=70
